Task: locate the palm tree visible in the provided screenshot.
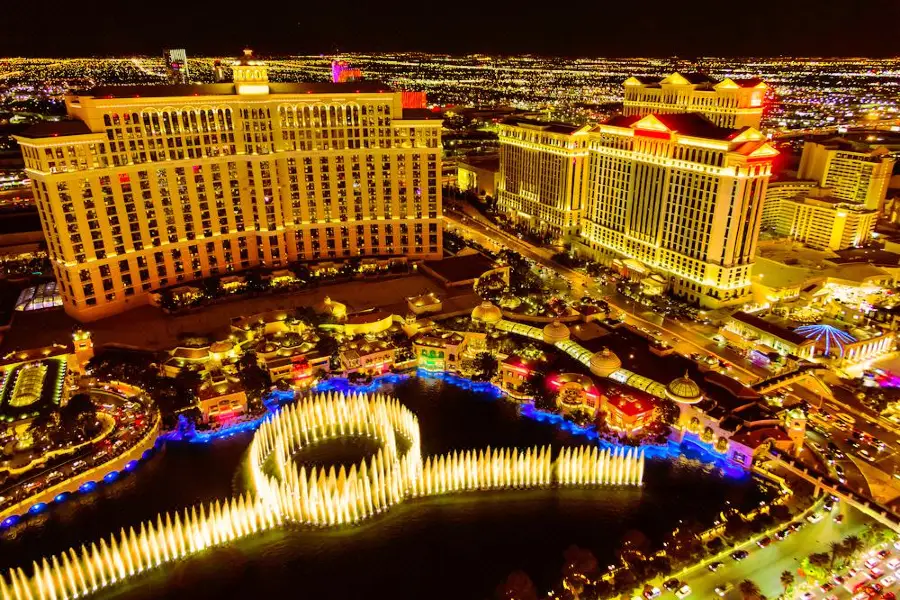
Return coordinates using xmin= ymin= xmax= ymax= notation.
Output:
xmin=829 ymin=540 xmax=845 ymax=569
xmin=780 ymin=570 xmax=794 ymax=595
xmin=842 ymin=535 xmax=863 ymax=561
xmin=739 ymin=579 xmax=761 ymax=600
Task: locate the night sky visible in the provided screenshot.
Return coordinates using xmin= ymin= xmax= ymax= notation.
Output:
xmin=2 ymin=0 xmax=898 ymax=57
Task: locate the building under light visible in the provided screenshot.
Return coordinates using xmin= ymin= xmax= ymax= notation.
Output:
xmin=775 ymin=193 xmax=877 ymax=251
xmin=581 ymin=113 xmax=777 ymax=307
xmin=798 ymin=138 xmax=895 ymax=212
xmin=497 ymin=119 xmax=589 ymax=240
xmin=163 ymin=49 xmax=189 ymax=85
xmin=622 ymin=72 xmax=766 ymax=129
xmin=497 ymin=75 xmax=778 ymax=308
xmin=15 ymin=50 xmax=443 ymax=321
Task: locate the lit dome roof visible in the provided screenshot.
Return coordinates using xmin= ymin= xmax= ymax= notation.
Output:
xmin=666 ymin=371 xmax=702 ymax=404
xmin=543 ymin=320 xmax=570 ymax=343
xmin=314 ymin=296 xmax=347 ymax=318
xmin=589 ymin=347 xmax=621 ymax=378
xmin=209 ymin=340 xmax=234 ymax=354
xmin=471 ymin=301 xmax=502 ymax=324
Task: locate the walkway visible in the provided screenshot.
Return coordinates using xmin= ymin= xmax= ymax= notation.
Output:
xmin=494 ymin=319 xmax=667 ymax=398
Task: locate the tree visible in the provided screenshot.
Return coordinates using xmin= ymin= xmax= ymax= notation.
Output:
xmin=562 ymin=545 xmax=598 ymax=582
xmin=738 ymin=579 xmax=761 ymax=600
xmin=809 ymin=552 xmax=830 ymax=571
xmin=842 ymin=535 xmax=862 ymax=560
xmin=473 ymin=352 xmax=499 ymax=382
xmin=201 ymin=276 xmax=222 ymax=299
xmin=61 ymin=393 xmax=98 ymax=436
xmin=779 ymin=570 xmax=794 ymax=595
xmin=495 ymin=570 xmax=538 ymax=600
xmin=237 ymin=351 xmax=272 ymax=403
xmin=657 ymin=398 xmax=681 ymax=425
xmin=829 ymin=540 xmax=845 ymax=569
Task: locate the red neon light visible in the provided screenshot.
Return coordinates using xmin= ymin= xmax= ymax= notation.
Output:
xmin=634 ymin=129 xmax=671 ymax=140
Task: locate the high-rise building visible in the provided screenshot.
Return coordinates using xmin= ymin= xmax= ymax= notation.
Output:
xmin=580 ymin=113 xmax=777 ymax=307
xmin=760 ymin=177 xmax=819 ymax=230
xmin=497 ymin=119 xmax=590 ymax=239
xmin=774 ymin=192 xmax=876 ymax=251
xmin=331 ymin=60 xmax=362 ymax=84
xmin=797 ymin=139 xmax=895 ymax=211
xmin=15 ymin=52 xmax=443 ymax=322
xmin=164 ymin=48 xmax=189 ymax=84
xmin=622 ymin=72 xmax=766 ymax=129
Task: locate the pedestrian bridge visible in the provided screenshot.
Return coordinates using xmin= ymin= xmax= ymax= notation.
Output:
xmin=767 ymin=449 xmax=900 ymax=533
xmin=751 ymin=363 xmax=832 ymax=397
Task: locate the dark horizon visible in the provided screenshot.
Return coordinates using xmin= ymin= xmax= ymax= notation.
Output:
xmin=2 ymin=0 xmax=899 ymax=59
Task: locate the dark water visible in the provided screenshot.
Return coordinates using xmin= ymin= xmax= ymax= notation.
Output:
xmin=0 ymin=378 xmax=771 ymax=599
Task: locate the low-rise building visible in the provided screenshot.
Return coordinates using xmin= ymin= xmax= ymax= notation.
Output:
xmin=339 ymin=339 xmax=396 ymax=375
xmin=457 ymin=154 xmax=500 ymax=199
xmin=499 ymin=355 xmax=540 ymax=400
xmin=776 ymin=194 xmax=876 ymax=251
xmin=197 ymin=372 xmax=247 ymax=424
xmin=602 ymin=392 xmax=656 ymax=435
xmin=722 ymin=311 xmax=816 ymax=359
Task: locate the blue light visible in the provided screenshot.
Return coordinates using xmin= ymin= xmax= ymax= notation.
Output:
xmin=103 ymin=471 xmax=119 ymax=482
xmin=28 ymin=503 xmax=47 ymax=514
xmin=79 ymin=481 xmax=97 ymax=493
xmin=794 ymin=324 xmax=857 ymax=357
xmin=123 ymin=460 xmax=138 ymax=471
xmin=54 ymin=492 xmax=69 ymax=503
xmin=1 ymin=515 xmax=20 ymax=528
xmin=142 ymin=449 xmax=154 ymax=460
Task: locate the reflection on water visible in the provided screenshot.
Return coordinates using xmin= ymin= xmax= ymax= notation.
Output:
xmin=2 ymin=378 xmax=768 ymax=600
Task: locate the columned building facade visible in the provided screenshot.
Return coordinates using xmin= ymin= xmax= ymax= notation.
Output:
xmin=16 ymin=53 xmax=442 ymax=321
xmin=497 ymin=120 xmax=589 ymax=240
xmin=622 ymin=72 xmax=766 ymax=129
xmin=581 ymin=114 xmax=777 ymax=307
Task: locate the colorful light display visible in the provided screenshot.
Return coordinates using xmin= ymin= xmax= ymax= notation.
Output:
xmin=794 ymin=324 xmax=857 ymax=357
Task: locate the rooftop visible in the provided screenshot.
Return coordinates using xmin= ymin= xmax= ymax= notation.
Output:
xmin=603 ymin=112 xmax=744 ymax=142
xmin=20 ymin=120 xmax=94 ymax=139
xmin=500 ymin=117 xmax=583 ymax=135
xmin=730 ymin=311 xmax=809 ymax=346
xmin=71 ymin=81 xmax=394 ymax=100
xmin=421 ymin=253 xmax=499 ymax=285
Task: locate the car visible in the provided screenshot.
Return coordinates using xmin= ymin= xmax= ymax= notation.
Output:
xmin=867 ymin=558 xmax=882 ymax=569
xmin=871 ymin=583 xmax=885 ymax=594
xmin=821 ymin=582 xmax=836 ymax=593
xmin=878 ymin=550 xmax=891 ymax=559
xmin=835 ymin=421 xmax=851 ymax=432
xmin=708 ymin=561 xmax=724 ymax=572
xmin=881 ymin=576 xmax=896 ymax=587
xmin=838 ymin=412 xmax=857 ymax=424
xmin=675 ymin=584 xmax=691 ymax=599
xmin=808 ymin=512 xmax=824 ymax=523
xmin=714 ymin=585 xmax=731 ymax=597
xmin=790 ymin=522 xmax=804 ymax=532
xmin=835 ymin=514 xmax=845 ymax=524
xmin=834 ymin=574 xmax=847 ymax=585
xmin=871 ymin=567 xmax=885 ymax=578
xmin=731 ymin=549 xmax=749 ymax=561
xmin=883 ymin=592 xmax=897 ymax=600
xmin=642 ymin=586 xmax=661 ymax=599
xmin=887 ymin=558 xmax=900 ymax=570
xmin=775 ymin=529 xmax=790 ymax=541
xmin=825 ymin=500 xmax=835 ymax=511
xmin=757 ymin=536 xmax=772 ymax=548
xmin=812 ymin=441 xmax=825 ymax=452
xmin=663 ymin=578 xmax=680 ymax=592
xmin=854 ymin=594 xmax=872 ymax=600
xmin=799 ymin=593 xmax=815 ymax=600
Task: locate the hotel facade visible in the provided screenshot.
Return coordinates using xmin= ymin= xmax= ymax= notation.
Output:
xmin=497 ymin=73 xmax=777 ymax=308
xmin=16 ymin=53 xmax=442 ymax=321
xmin=622 ymin=72 xmax=766 ymax=129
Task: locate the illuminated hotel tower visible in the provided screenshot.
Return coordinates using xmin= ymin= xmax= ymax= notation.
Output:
xmin=15 ymin=50 xmax=443 ymax=321
xmin=497 ymin=74 xmax=777 ymax=309
xmin=497 ymin=120 xmax=589 ymax=239
xmin=164 ymin=48 xmax=189 ymax=84
xmin=622 ymin=72 xmax=766 ymax=129
xmin=580 ymin=113 xmax=777 ymax=308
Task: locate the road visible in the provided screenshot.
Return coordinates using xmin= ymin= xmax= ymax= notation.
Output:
xmin=680 ymin=503 xmax=873 ymax=599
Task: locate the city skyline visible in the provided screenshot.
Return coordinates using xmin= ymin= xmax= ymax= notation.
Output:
xmin=3 ymin=0 xmax=900 ymax=57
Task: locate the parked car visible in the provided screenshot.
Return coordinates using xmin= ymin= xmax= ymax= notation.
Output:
xmin=731 ymin=550 xmax=749 ymax=561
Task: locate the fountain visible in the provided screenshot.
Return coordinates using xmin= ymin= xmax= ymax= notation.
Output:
xmin=3 ymin=391 xmax=645 ymax=600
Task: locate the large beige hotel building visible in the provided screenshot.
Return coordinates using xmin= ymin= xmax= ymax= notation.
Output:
xmin=498 ymin=72 xmax=776 ymax=308
xmin=16 ymin=53 xmax=442 ymax=321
